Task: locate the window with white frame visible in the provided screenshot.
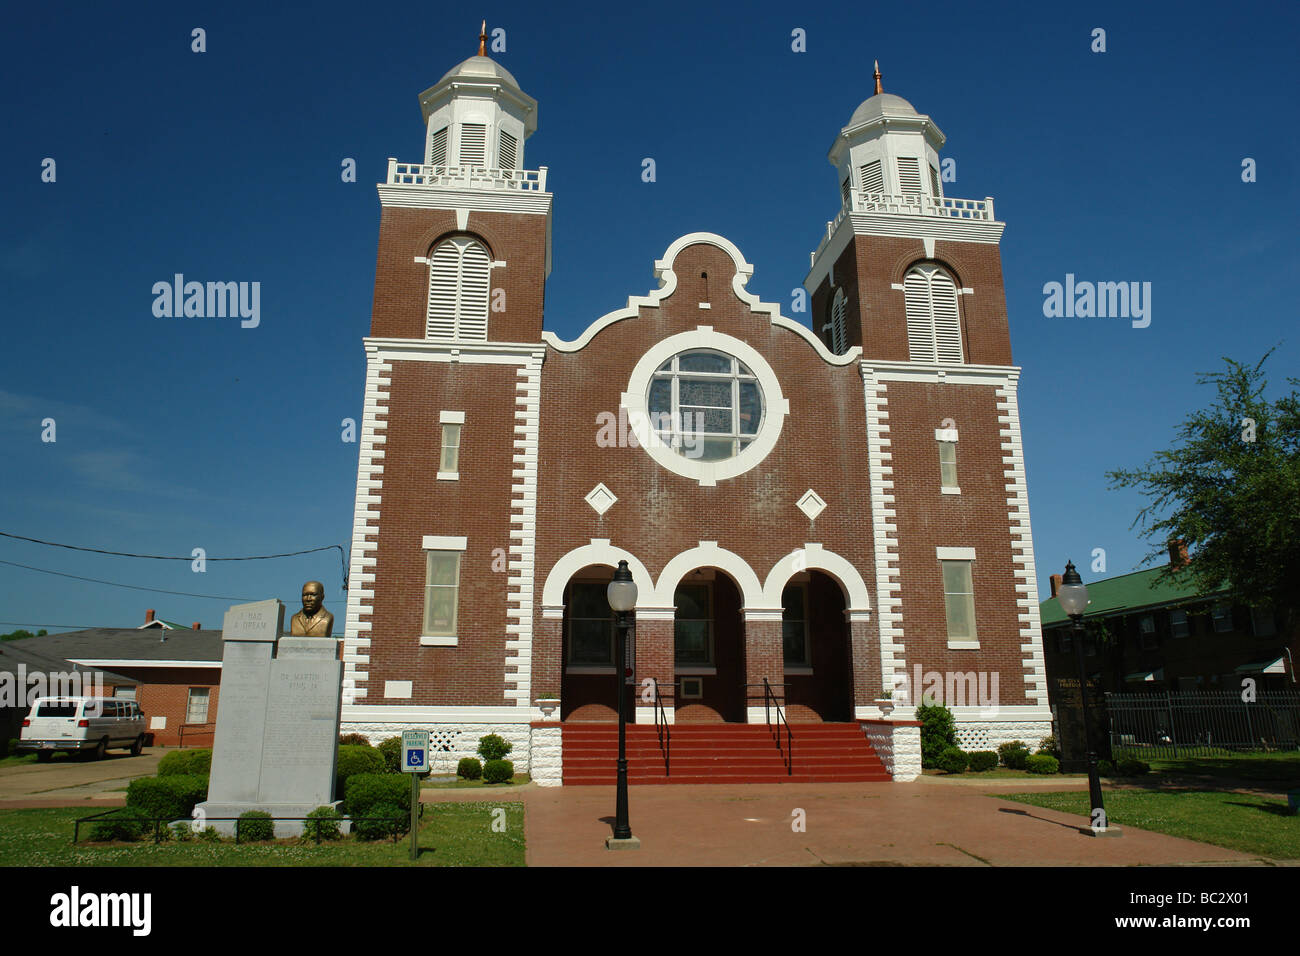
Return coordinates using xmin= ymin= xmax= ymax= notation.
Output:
xmin=1211 ymin=604 xmax=1233 ymax=633
xmin=1169 ymin=608 xmax=1190 ymax=638
xmin=647 ymin=350 xmax=764 ymax=462
xmin=426 ymin=237 xmax=490 ymax=341
xmin=940 ymin=560 xmax=977 ymax=642
xmin=904 ymin=264 xmax=963 ymax=364
xmin=185 ymin=688 xmax=209 ymax=724
xmin=567 ymin=581 xmax=615 ymax=665
xmin=440 ymin=423 xmax=461 ymax=473
xmin=674 ymin=583 xmax=712 ymax=665
xmin=423 ymin=550 xmax=462 ymax=638
xmin=939 ymin=440 xmax=958 ymax=490
xmin=781 ymin=583 xmax=810 ymax=666
xmin=825 ymin=289 xmax=847 ymax=355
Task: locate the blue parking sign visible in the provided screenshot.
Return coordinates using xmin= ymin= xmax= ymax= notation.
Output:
xmin=401 ymin=729 xmax=429 ymax=773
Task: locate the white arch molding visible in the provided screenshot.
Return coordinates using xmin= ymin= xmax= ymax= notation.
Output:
xmin=652 ymin=541 xmax=765 ymax=609
xmin=540 ymin=539 xmax=655 ymax=616
xmin=761 ymin=543 xmax=872 ymax=612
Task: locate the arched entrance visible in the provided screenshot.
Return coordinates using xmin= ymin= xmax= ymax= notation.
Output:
xmin=556 ymin=564 xmax=636 ymax=722
xmin=670 ymin=568 xmax=746 ymax=723
xmin=781 ymin=570 xmax=854 ymax=722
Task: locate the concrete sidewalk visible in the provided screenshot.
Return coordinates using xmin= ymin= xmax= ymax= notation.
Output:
xmin=419 ymin=780 xmax=1270 ymax=867
xmin=0 ymin=750 xmax=160 ymax=805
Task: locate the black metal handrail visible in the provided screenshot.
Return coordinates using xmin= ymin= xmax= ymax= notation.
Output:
xmin=72 ymin=806 xmax=415 ymax=845
xmin=177 ymin=724 xmax=215 ymax=748
xmin=651 ymin=677 xmax=672 ymax=776
xmin=744 ymin=679 xmax=792 ymax=774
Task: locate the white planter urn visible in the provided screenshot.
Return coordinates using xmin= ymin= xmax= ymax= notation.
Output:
xmin=874 ymin=698 xmax=895 ymax=718
xmin=535 ymin=698 xmax=560 ymax=719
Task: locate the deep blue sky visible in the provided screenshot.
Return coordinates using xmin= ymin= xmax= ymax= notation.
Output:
xmin=1 ymin=1 xmax=1296 ymax=632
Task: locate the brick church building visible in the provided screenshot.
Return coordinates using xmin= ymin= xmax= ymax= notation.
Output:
xmin=340 ymin=41 xmax=1050 ymax=784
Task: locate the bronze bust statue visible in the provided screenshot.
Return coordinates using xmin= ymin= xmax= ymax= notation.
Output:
xmin=289 ymin=581 xmax=334 ymax=637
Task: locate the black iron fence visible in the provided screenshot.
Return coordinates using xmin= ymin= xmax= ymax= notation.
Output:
xmin=1105 ymin=690 xmax=1300 ymax=758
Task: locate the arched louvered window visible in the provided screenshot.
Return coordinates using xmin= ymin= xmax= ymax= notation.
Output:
xmin=429 ymin=127 xmax=448 ymax=166
xmin=458 ymin=124 xmax=487 ymax=166
xmin=426 ymin=237 xmax=490 ymax=341
xmin=824 ymin=288 xmax=848 ymax=355
xmin=903 ymin=264 xmax=963 ymax=364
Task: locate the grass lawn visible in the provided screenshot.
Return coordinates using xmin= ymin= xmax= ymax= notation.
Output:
xmin=1143 ymin=752 xmax=1300 ymax=785
xmin=923 ymin=768 xmax=1085 ymax=780
xmin=0 ymin=754 xmax=38 ymax=769
xmin=0 ymin=802 xmax=525 ymax=866
xmin=1000 ymin=789 xmax=1300 ymax=859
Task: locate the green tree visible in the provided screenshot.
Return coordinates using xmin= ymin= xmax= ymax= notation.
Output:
xmin=1 ymin=629 xmax=46 ymax=641
xmin=1107 ymin=349 xmax=1300 ymax=640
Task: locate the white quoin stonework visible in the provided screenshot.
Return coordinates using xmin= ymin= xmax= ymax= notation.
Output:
xmin=861 ymin=720 xmax=922 ymax=781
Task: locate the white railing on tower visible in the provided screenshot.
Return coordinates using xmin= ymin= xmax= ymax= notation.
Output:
xmin=386 ymin=159 xmax=548 ymax=192
xmin=812 ymin=191 xmax=996 ymax=265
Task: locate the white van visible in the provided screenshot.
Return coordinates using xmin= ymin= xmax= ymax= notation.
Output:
xmin=19 ymin=697 xmax=147 ymax=761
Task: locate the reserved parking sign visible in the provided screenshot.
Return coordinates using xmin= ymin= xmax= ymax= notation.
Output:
xmin=401 ymin=730 xmax=429 ymax=773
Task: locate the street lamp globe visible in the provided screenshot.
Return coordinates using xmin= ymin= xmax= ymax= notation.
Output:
xmin=1057 ymin=560 xmax=1090 ymax=618
xmin=607 ymin=560 xmax=638 ymax=612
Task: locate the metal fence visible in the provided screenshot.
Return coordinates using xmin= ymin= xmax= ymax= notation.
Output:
xmin=1104 ymin=691 xmax=1300 ymax=758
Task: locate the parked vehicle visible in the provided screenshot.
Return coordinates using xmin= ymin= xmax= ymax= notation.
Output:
xmin=18 ymin=697 xmax=147 ymax=761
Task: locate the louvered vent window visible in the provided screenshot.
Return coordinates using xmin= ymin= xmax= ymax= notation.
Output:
xmin=904 ymin=265 xmax=963 ymax=364
xmin=499 ymin=130 xmax=517 ymax=170
xmin=430 ymin=127 xmax=448 ymax=166
xmin=426 ymin=237 xmax=491 ymax=341
xmin=840 ymin=176 xmax=850 ymax=206
xmin=860 ymin=159 xmax=884 ymax=194
xmin=458 ymin=124 xmax=487 ymax=166
xmin=824 ymin=289 xmax=848 ymax=355
xmin=897 ymin=156 xmax=922 ymax=193
xmin=929 ymin=164 xmax=941 ymax=197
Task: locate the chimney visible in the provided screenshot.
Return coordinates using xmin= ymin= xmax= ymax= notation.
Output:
xmin=1049 ymin=574 xmax=1062 ymax=597
xmin=144 ymin=609 xmax=155 ymax=624
xmin=1168 ymin=538 xmax=1189 ymax=569
xmin=191 ymin=622 xmax=201 ymax=630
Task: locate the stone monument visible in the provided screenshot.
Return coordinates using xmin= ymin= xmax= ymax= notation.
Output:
xmin=196 ymin=592 xmax=345 ymax=836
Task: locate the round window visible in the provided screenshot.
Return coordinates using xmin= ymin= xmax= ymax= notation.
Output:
xmin=645 ymin=350 xmax=765 ymax=461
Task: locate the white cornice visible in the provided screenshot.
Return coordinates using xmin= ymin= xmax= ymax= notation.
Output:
xmin=365 ymin=338 xmax=546 ymax=366
xmin=543 ymin=231 xmax=861 ymax=367
xmin=860 ymin=359 xmax=1020 ymax=387
xmin=377 ymin=185 xmax=551 ymax=216
xmin=805 ymin=212 xmax=1005 ymax=293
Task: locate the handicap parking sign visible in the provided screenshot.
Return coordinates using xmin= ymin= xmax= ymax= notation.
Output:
xmin=401 ymin=729 xmax=429 ymax=773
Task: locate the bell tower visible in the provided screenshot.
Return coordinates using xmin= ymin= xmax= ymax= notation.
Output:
xmin=803 ymin=63 xmax=1049 ymax=736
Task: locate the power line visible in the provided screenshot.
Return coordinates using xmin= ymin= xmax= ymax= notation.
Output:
xmin=0 ymin=558 xmax=256 ymax=602
xmin=0 ymin=530 xmax=348 ymax=590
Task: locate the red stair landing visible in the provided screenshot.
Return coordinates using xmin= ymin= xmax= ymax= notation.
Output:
xmin=561 ymin=722 xmax=891 ymax=785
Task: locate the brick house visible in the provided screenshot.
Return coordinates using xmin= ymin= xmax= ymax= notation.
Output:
xmin=339 ymin=47 xmax=1050 ymax=783
xmin=1040 ymin=543 xmax=1298 ymax=697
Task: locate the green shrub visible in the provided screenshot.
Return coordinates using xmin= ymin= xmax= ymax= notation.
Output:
xmin=303 ymin=805 xmax=344 ymax=841
xmin=336 ymin=745 xmax=386 ymax=796
xmin=457 ymin=757 xmax=483 ymax=780
xmin=125 ymin=774 xmax=208 ymax=820
xmin=998 ymin=740 xmax=1031 ymax=770
xmin=1098 ymin=759 xmax=1117 ymax=776
xmin=1025 ymin=754 xmax=1060 ymax=775
xmin=236 ymin=810 xmax=274 ymax=841
xmin=89 ymin=807 xmax=150 ymax=842
xmin=197 ymin=826 xmax=222 ymax=843
xmin=338 ymin=733 xmax=372 ymax=747
xmin=968 ymin=750 xmax=999 ymax=772
xmin=483 ymin=759 xmax=514 ymax=784
xmin=157 ymin=748 xmax=212 ymax=777
xmin=477 ymin=734 xmax=513 ymax=762
xmin=1036 ymin=735 xmax=1061 ymax=759
xmin=916 ymin=701 xmax=958 ymax=768
xmin=6 ymin=738 xmax=19 ymax=757
xmin=344 ymin=772 xmax=410 ymax=818
xmin=935 ymin=747 xmax=968 ymax=774
xmin=377 ymin=736 xmax=403 ymax=773
xmin=354 ymin=802 xmax=409 ymax=841
xmin=1117 ymin=758 xmax=1150 ymax=776
xmin=170 ymin=821 xmax=194 ymax=842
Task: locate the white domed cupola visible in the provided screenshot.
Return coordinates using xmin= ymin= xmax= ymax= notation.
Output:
xmin=829 ymin=62 xmax=946 ymax=206
xmin=418 ymin=22 xmax=538 ymax=173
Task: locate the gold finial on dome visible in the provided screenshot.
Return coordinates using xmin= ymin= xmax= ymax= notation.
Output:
xmin=478 ymin=20 xmax=487 ymax=56
xmin=873 ymin=60 xmax=883 ymax=95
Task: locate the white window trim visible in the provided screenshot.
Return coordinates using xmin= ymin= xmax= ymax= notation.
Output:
xmin=940 ymin=487 xmax=962 ymax=495
xmin=936 ymin=547 xmax=976 ymax=561
xmin=422 ymin=535 xmax=467 ymax=551
xmin=421 ymin=538 xmax=466 ymax=646
xmin=439 ymin=410 xmax=465 ymax=424
xmin=621 ymin=327 xmax=790 ymax=487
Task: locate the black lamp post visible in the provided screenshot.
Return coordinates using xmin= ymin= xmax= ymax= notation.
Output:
xmin=606 ymin=560 xmax=638 ymax=848
xmin=1056 ymin=560 xmax=1115 ymax=835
